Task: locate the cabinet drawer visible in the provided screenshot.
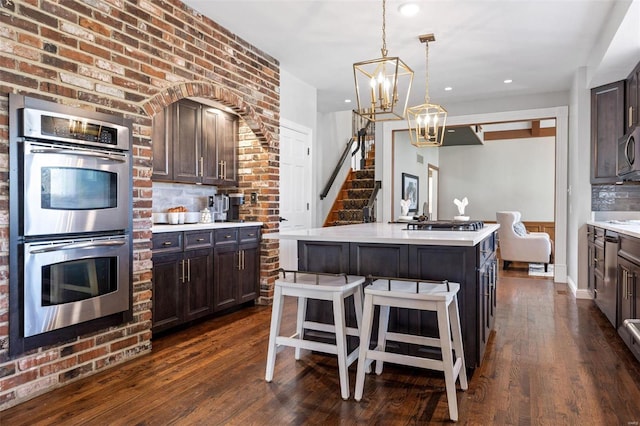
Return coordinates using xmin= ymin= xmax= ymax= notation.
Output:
xmin=152 ymin=232 xmax=183 ymax=252
xmin=239 ymin=227 xmax=260 ymax=244
xmin=215 ymin=228 xmax=238 ymax=246
xmin=479 ymin=233 xmax=496 ymax=265
xmin=185 ymin=230 xmax=213 ymax=249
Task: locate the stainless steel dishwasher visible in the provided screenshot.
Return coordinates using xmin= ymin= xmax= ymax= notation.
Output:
xmin=596 ymin=231 xmax=619 ymax=326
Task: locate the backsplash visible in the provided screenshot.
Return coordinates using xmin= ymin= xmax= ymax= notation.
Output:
xmin=153 ymin=182 xmax=218 ymax=213
xmin=592 ymin=183 xmax=640 ymax=211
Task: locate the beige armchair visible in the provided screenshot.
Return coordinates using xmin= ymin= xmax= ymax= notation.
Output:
xmin=496 ymin=211 xmax=552 ymax=271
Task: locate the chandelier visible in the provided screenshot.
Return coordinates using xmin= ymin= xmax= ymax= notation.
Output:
xmin=406 ymin=34 xmax=447 ymax=147
xmin=353 ymin=0 xmax=414 ymax=122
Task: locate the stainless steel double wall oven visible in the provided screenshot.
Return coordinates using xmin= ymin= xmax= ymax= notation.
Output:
xmin=9 ymin=94 xmax=133 ymax=356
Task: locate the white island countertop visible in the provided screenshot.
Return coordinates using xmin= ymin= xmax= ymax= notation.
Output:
xmin=265 ymin=222 xmax=500 ymax=247
xmin=152 ymin=221 xmax=263 ymax=233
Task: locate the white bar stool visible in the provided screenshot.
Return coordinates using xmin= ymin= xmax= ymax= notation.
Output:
xmin=265 ymin=269 xmax=366 ymax=400
xmin=354 ymin=277 xmax=468 ymax=421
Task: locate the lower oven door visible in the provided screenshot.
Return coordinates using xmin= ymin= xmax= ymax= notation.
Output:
xmin=22 ymin=140 xmax=130 ymax=237
xmin=23 ymin=235 xmax=130 ymax=337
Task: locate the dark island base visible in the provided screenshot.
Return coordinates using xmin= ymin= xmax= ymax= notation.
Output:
xmin=297 ymin=234 xmax=497 ymax=371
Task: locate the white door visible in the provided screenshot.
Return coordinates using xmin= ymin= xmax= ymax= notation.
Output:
xmin=279 ymin=121 xmax=312 ymax=270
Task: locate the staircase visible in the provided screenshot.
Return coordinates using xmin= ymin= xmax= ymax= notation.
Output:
xmin=323 ymin=147 xmax=375 ymax=227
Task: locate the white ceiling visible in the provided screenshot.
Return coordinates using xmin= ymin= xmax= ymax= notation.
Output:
xmin=182 ymin=0 xmax=640 ymax=113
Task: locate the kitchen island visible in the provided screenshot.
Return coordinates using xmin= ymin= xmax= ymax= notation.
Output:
xmin=266 ymin=222 xmax=500 ymax=370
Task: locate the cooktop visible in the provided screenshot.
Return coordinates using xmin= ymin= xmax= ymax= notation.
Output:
xmin=405 ymin=220 xmax=484 ymax=231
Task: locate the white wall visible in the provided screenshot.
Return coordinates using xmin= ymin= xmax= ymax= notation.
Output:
xmin=567 ymin=67 xmax=593 ymax=297
xmin=437 ymin=136 xmax=556 ymax=221
xmin=392 ymin=130 xmax=438 ymax=218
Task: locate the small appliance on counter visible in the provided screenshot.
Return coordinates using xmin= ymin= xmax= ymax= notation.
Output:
xmin=211 ymin=194 xmax=229 ymax=222
xmin=228 ymin=193 xmax=245 ymax=222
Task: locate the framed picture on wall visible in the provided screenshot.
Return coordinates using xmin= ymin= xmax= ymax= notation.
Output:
xmin=401 ymin=173 xmax=419 ymax=214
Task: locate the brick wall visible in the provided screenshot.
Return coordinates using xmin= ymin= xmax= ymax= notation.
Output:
xmin=0 ymin=0 xmax=280 ymax=410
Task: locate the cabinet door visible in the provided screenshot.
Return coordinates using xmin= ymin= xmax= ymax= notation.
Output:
xmin=626 ymin=64 xmax=639 ymax=132
xmin=618 ymin=259 xmax=637 ymax=343
xmin=152 ymin=105 xmax=172 ymax=181
xmin=183 ymin=248 xmax=213 ymax=321
xmin=201 ymin=106 xmax=219 ymax=186
xmin=238 ymin=243 xmax=259 ymax=303
xmin=591 ymin=81 xmax=625 ymax=183
xmin=478 ymin=260 xmax=491 ymax=359
xmin=213 ymin=245 xmax=239 ymax=312
xmin=349 ymin=243 xmax=409 ymax=277
xmin=173 ymin=99 xmax=201 ymax=183
xmin=298 ymin=241 xmax=350 ymax=273
xmin=216 ymin=111 xmax=238 ymax=185
xmin=152 ymin=251 xmax=183 ymax=333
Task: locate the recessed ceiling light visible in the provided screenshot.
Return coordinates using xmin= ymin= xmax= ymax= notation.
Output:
xmin=504 ymin=79 xmax=513 ymax=84
xmin=447 ymin=129 xmax=456 ymax=133
xmin=344 ymin=99 xmax=352 ymax=103
xmin=398 ymin=3 xmax=420 ymax=17
xmin=444 ymin=86 xmax=453 ymax=91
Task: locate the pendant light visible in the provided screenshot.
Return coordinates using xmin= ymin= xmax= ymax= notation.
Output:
xmin=407 ymin=34 xmax=447 ymax=147
xmin=353 ymin=0 xmax=414 ymax=122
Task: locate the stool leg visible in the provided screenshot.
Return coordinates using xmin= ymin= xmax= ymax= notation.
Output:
xmin=450 ymin=294 xmax=468 ymax=390
xmin=265 ymin=285 xmax=284 ymax=382
xmin=294 ymin=295 xmax=307 ymax=360
xmin=333 ymin=292 xmax=350 ymax=400
xmin=375 ymin=304 xmax=390 ymax=375
xmin=354 ymin=292 xmax=375 ymax=401
xmin=437 ymin=300 xmax=459 ymax=422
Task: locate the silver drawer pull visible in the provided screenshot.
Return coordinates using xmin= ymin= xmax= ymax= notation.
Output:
xmin=225 ymin=235 xmax=231 ymax=239
xmin=248 ymin=233 xmax=255 ymax=237
xmin=196 ymin=238 xmax=205 ymax=242
xmin=162 ymin=242 xmax=173 ymax=246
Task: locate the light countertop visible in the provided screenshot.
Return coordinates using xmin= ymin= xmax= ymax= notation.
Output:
xmin=152 ymin=221 xmax=263 ymax=233
xmin=265 ymin=222 xmax=500 ymax=247
xmin=588 ymin=220 xmax=640 ymax=239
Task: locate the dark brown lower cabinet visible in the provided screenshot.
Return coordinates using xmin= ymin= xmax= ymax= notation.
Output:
xmin=297 ymin=232 xmax=498 ymax=370
xmin=213 ymin=227 xmax=261 ymax=312
xmin=153 ymin=227 xmax=260 ymax=333
xmin=617 ymin=234 xmax=640 ymax=361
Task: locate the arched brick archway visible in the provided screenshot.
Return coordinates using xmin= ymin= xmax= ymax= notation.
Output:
xmin=142 ymin=81 xmax=275 ymax=147
xmin=140 ymin=80 xmax=280 ymax=305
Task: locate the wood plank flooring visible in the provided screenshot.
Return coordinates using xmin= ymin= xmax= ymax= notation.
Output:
xmin=3 ymin=266 xmax=640 ymax=425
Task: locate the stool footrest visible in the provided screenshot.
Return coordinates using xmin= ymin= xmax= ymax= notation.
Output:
xmin=303 ymin=320 xmax=360 ymax=338
xmin=383 ymin=332 xmax=444 ymax=348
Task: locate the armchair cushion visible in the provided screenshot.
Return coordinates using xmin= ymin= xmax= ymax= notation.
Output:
xmin=496 ymin=211 xmax=551 ymax=265
xmin=513 ymin=221 xmax=527 ymax=236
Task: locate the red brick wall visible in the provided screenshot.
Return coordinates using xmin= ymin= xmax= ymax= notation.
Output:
xmin=0 ymin=0 xmax=280 ymax=409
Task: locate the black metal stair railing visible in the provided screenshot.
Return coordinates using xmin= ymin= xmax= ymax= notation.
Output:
xmin=319 ymin=115 xmax=374 ymax=200
xmin=363 ymin=180 xmax=382 ymax=223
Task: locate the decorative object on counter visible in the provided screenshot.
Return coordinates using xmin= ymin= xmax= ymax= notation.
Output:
xmin=153 ymin=212 xmax=168 ymax=224
xmin=401 ymin=173 xmax=419 ymax=213
xmin=167 ymin=206 xmax=187 ymax=224
xmin=400 ymin=199 xmax=410 ymax=216
xmin=199 ymin=208 xmax=212 ymax=224
xmin=406 ymin=33 xmax=447 ymax=147
xmin=453 ymin=197 xmax=469 ymax=221
xmin=184 ymin=212 xmax=200 ymax=224
xmin=352 ymin=0 xmax=413 ymax=122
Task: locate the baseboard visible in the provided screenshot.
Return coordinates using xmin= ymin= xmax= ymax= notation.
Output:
xmin=566 ymin=275 xmax=593 ymax=299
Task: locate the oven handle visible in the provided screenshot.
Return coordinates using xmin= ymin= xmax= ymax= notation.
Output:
xmin=30 ymin=147 xmax=127 ymax=162
xmin=30 ymin=239 xmax=126 ymax=254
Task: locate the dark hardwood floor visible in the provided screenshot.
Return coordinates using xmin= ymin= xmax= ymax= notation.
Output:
xmin=3 ymin=264 xmax=640 ymax=425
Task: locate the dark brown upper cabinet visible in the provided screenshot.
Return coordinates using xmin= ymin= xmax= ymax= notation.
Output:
xmin=626 ymin=61 xmax=640 ymax=133
xmin=591 ymin=80 xmax=625 ymax=184
xmin=152 ymin=99 xmax=238 ymax=186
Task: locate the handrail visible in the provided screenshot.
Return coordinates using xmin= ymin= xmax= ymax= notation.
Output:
xmin=319 ymin=136 xmax=356 ymax=200
xmin=363 ymin=180 xmax=382 ymax=223
xmin=320 ymin=119 xmax=374 ymax=200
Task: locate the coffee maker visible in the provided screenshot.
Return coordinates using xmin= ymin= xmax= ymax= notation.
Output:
xmin=228 ymin=193 xmax=244 ymax=222
xmin=210 ymin=194 xmax=229 ymax=222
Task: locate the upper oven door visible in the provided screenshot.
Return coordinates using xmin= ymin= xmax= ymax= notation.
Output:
xmin=22 ymin=140 xmax=131 ymax=237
